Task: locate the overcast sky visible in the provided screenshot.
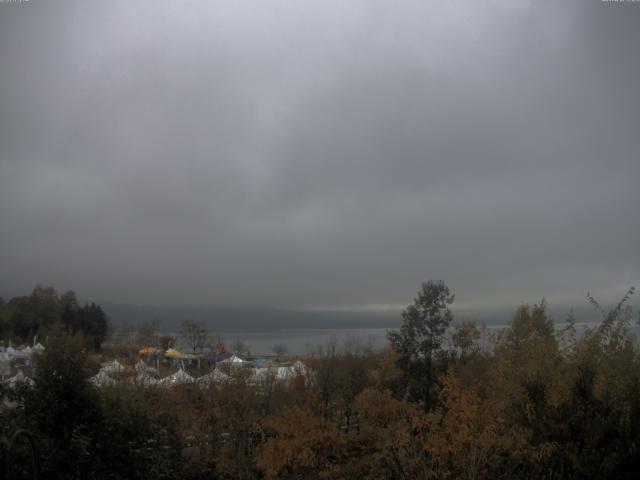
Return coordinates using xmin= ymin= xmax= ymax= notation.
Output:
xmin=0 ymin=0 xmax=638 ymax=312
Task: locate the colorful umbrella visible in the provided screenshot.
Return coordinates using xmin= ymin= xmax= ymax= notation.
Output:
xmin=164 ymin=348 xmax=182 ymax=358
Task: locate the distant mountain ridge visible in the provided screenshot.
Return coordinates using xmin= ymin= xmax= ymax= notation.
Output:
xmin=100 ymin=303 xmax=398 ymax=331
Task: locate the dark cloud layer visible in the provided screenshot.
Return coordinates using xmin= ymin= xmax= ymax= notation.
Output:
xmin=1 ymin=1 xmax=638 ymax=312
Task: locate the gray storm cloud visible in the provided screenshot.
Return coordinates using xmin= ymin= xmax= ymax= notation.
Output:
xmin=0 ymin=0 xmax=638 ymax=311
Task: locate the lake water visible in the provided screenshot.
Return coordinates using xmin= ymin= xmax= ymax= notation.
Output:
xmin=213 ymin=328 xmax=390 ymax=356
xmin=179 ymin=321 xmax=640 ymax=356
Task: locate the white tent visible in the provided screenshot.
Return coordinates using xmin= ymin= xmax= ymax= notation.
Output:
xmin=276 ymin=366 xmax=294 ymax=381
xmin=290 ymin=360 xmax=309 ymax=376
xmin=135 ymin=359 xmax=159 ymax=376
xmin=251 ymin=367 xmax=278 ymax=384
xmin=250 ymin=362 xmax=311 ymax=385
xmin=159 ymin=369 xmax=194 ymax=387
xmin=6 ymin=371 xmax=35 ymax=388
xmin=135 ymin=372 xmax=159 ymax=387
xmin=6 ymin=347 xmax=21 ymax=361
xmin=134 ymin=359 xmax=146 ymax=372
xmin=198 ymin=369 xmax=230 ymax=387
xmin=219 ymin=354 xmax=244 ymax=364
xmin=100 ymin=359 xmax=126 ymax=375
xmin=33 ymin=343 xmax=45 ymax=354
xmin=5 ymin=347 xmax=32 ymax=365
xmin=90 ymin=371 xmax=116 ymax=387
xmin=250 ymin=361 xmax=311 ymax=385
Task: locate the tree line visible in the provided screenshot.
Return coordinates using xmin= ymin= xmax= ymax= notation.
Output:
xmin=0 ymin=285 xmax=109 ymax=350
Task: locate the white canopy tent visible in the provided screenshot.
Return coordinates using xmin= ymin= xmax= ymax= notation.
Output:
xmin=100 ymin=359 xmax=126 ymax=375
xmin=6 ymin=371 xmax=35 ymax=388
xmin=198 ymin=369 xmax=230 ymax=387
xmin=135 ymin=372 xmax=159 ymax=387
xmin=90 ymin=371 xmax=116 ymax=387
xmin=135 ymin=359 xmax=159 ymax=377
xmin=219 ymin=354 xmax=244 ymax=364
xmin=159 ymin=369 xmax=194 ymax=387
xmin=251 ymin=361 xmax=311 ymax=385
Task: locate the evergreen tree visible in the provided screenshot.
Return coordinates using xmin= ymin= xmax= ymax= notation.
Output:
xmin=388 ymin=280 xmax=454 ymax=409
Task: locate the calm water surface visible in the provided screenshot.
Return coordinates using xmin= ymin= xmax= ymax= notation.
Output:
xmin=184 ymin=321 xmax=639 ymax=356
